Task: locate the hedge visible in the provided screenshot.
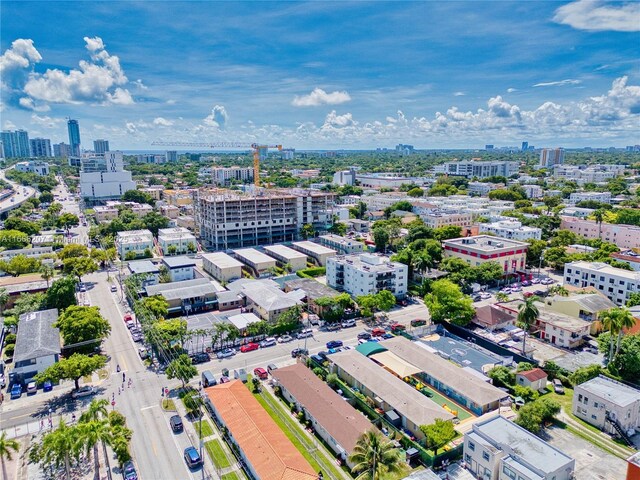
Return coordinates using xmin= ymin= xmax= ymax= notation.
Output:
xmin=296 ymin=267 xmax=326 ymax=278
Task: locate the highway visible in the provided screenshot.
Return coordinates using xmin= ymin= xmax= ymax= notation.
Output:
xmin=0 ymin=168 xmax=36 ymax=216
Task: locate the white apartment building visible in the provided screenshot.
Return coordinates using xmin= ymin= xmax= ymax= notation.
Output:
xmin=197 ymin=189 xmax=335 ymax=250
xmin=433 ymin=160 xmax=519 ymax=179
xmin=161 ymin=256 xmax=196 ymax=282
xmin=464 ymin=416 xmax=575 ymax=480
xmin=326 ymin=253 xmax=408 ymax=297
xmin=233 ymin=248 xmax=277 ymax=277
xmin=0 ymin=246 xmax=53 ymax=261
xmin=569 ymin=191 xmax=612 ymax=205
xmin=479 ymin=220 xmax=542 ymax=241
xmin=564 ymin=261 xmax=640 ymax=305
xmin=317 ymin=234 xmax=364 ymax=255
xmin=521 ymin=184 xmax=543 ymax=199
xmin=80 ymin=151 xmax=136 ymax=201
xmin=573 ymin=376 xmax=640 ymax=437
xmin=116 ymin=230 xmax=154 ymax=259
xmin=15 ymin=160 xmax=50 ymax=176
xmin=360 ymin=193 xmax=411 ymax=211
xmin=560 ymin=216 xmax=640 ymax=249
xmin=561 ymin=207 xmax=595 ymax=218
xmin=292 ymin=241 xmax=337 ymax=266
xmin=443 ymin=236 xmax=528 ymax=275
xmin=93 ymin=205 xmax=119 ymax=222
xmin=157 ymin=227 xmax=197 ymax=255
xmin=468 ymin=182 xmax=503 ymax=196
xmin=356 ymin=173 xmax=413 ymax=189
xmin=538 ymin=148 xmax=565 ymax=169
xmin=263 ymin=244 xmax=308 ymax=272
xmin=201 ymin=252 xmax=243 ymax=282
xmin=554 ymin=164 xmax=625 ymax=185
xmin=419 ymin=210 xmax=474 ymax=229
xmin=332 ymin=169 xmax=356 ymax=186
xmin=198 ymin=166 xmax=254 ymax=186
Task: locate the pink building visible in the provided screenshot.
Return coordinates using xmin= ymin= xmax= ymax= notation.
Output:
xmin=560 ymin=216 xmax=640 ymax=249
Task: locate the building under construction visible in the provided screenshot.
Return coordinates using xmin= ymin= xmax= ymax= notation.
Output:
xmin=195 ymin=188 xmax=335 ymax=250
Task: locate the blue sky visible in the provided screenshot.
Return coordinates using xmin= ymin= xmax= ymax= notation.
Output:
xmin=1 ymin=1 xmax=639 ymax=149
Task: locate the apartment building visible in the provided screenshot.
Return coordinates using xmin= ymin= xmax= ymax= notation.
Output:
xmin=443 ymin=236 xmax=528 ymax=276
xmin=0 ymin=247 xmax=53 ymax=261
xmin=161 ymin=256 xmax=196 ymax=282
xmin=554 ymin=164 xmax=625 ymax=185
xmin=157 ymin=227 xmax=197 ymax=255
xmin=93 ymin=205 xmax=119 ymax=222
xmin=561 ymin=207 xmax=595 ymax=218
xmin=127 ymin=260 xmax=160 ymax=286
xmin=15 ymin=160 xmax=50 ymax=176
xmin=164 ymin=189 xmax=195 ymax=207
xmin=206 ymin=166 xmax=254 ymax=185
xmin=573 ymin=376 xmax=640 ymax=436
xmin=468 ymin=182 xmax=503 ymax=196
xmin=419 ymin=210 xmax=474 ymax=229
xmin=326 ymin=253 xmax=408 ymax=297
xmin=140 ymin=185 xmax=164 ymax=200
xmin=538 ymin=148 xmax=565 ymax=169
xmin=116 ymin=230 xmax=154 ymax=259
xmin=79 ymin=151 xmax=136 ymax=201
xmin=564 ymin=261 xmax=640 ymax=305
xmin=196 ymin=189 xmax=334 ymax=250
xmin=317 ymin=234 xmax=364 ymax=255
xmin=560 ymin=216 xmax=640 ymax=249
xmin=232 ymin=248 xmax=277 ymax=277
xmin=464 ymin=416 xmax=574 ymax=480
xmin=478 ymin=220 xmax=542 ymax=241
xmin=356 ymin=173 xmax=413 ymax=189
xmin=433 ymin=160 xmax=519 ymax=178
xmin=291 ymin=240 xmax=337 ymax=266
xmin=521 ymin=184 xmax=543 ymax=199
xmin=201 ymin=252 xmax=243 ymax=282
xmin=263 ymin=244 xmax=308 ymax=272
xmin=569 ymin=191 xmax=612 ymax=205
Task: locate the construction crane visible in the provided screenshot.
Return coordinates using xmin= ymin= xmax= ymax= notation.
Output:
xmin=152 ymin=141 xmax=283 ymax=186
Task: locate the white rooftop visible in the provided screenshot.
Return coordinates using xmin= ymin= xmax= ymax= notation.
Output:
xmin=292 ymin=240 xmax=336 ymax=255
xmin=567 ymin=261 xmax=640 ymax=280
xmin=233 ymin=248 xmax=277 ymax=266
xmin=116 ymin=229 xmax=153 ymax=242
xmin=228 ymin=312 xmax=261 ymax=330
xmin=444 ymin=235 xmax=528 ymax=251
xmin=577 ymin=376 xmax=640 ymax=408
xmin=263 ymin=244 xmax=307 ymax=260
xmin=202 ymin=251 xmax=243 ymax=269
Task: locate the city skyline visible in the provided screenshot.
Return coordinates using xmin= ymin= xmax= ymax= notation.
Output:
xmin=1 ymin=1 xmax=639 ymax=150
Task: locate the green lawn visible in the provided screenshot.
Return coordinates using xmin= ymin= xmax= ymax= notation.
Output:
xmin=419 ymin=384 xmax=473 ymax=421
xmin=161 ymin=399 xmax=176 ymax=411
xmin=221 ymin=472 xmax=242 ymax=480
xmin=197 ymin=419 xmax=214 ymax=439
xmin=205 ymin=439 xmax=232 ymax=469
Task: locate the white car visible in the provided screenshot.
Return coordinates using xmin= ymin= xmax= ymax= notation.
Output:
xmin=71 ymin=386 xmax=95 ymax=398
xmin=531 ymin=278 xmax=541 ymax=284
xmin=341 ymin=319 xmax=357 ymax=328
xmin=480 ymin=292 xmax=492 ymax=300
xmin=216 ymin=348 xmax=236 ymax=359
xmin=260 ymin=337 xmax=277 ymax=348
xmin=277 ymin=335 xmax=293 ymax=343
xmin=297 ymin=329 xmax=313 ymax=339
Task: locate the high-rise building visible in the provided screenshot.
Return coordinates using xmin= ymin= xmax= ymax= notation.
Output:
xmin=80 ymin=151 xmax=136 ymax=201
xmin=432 ymin=160 xmax=519 ymax=178
xmin=29 ymin=138 xmax=52 ymax=157
xmin=53 ymin=142 xmax=71 ymax=158
xmin=1 ymin=130 xmax=30 ymax=157
xmin=166 ymin=150 xmax=178 ymax=162
xmin=93 ymin=139 xmax=110 ymax=154
xmin=485 ymin=144 xmax=494 ymax=150
xmin=521 ymin=141 xmax=528 ymax=151
xmin=539 ymin=148 xmax=564 ymax=169
xmin=67 ymin=119 xmax=81 ymax=157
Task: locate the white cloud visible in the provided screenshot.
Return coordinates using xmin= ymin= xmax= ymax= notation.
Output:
xmin=323 ymin=110 xmax=357 ymax=128
xmin=133 ymin=79 xmax=147 ymax=90
xmin=292 ymin=88 xmax=351 ymax=107
xmin=21 ymin=36 xmax=134 ymax=107
xmin=507 ymin=88 xmax=518 ymax=93
xmin=553 ymin=0 xmax=640 ymax=32
xmin=453 ymin=91 xmax=465 ymax=96
xmin=533 ymin=79 xmax=582 ymax=87
xmin=30 ymin=114 xmax=63 ymax=128
xmin=203 ymin=105 xmax=228 ymax=128
xmin=19 ymin=97 xmax=50 ymax=112
xmin=3 ymin=120 xmax=16 ymax=130
xmin=153 ymin=117 xmax=173 ymax=126
xmin=0 ymin=39 xmax=42 ymax=95
xmin=166 ymin=99 xmax=176 ymax=105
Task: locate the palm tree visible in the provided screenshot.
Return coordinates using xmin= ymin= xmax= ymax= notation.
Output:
xmin=0 ymin=287 xmax=8 ymax=316
xmin=79 ymin=399 xmax=110 ymax=479
xmin=413 ymin=252 xmax=433 ymax=275
xmin=78 ymin=420 xmax=113 ymax=480
xmin=349 ymin=430 xmax=404 ymax=480
xmin=517 ymin=295 xmax=539 ymax=356
xmin=40 ymin=264 xmax=55 ymax=288
xmin=40 ymin=420 xmax=81 ymax=480
xmin=548 ymin=285 xmax=569 ymax=297
xmin=0 ymin=431 xmax=20 ymax=480
xmin=600 ymin=308 xmax=622 ymax=363
xmin=615 ymin=308 xmax=636 ymax=356
xmin=594 ymin=209 xmax=604 ymax=240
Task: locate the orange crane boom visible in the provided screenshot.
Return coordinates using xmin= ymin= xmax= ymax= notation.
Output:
xmin=151 ymin=141 xmax=283 ymax=186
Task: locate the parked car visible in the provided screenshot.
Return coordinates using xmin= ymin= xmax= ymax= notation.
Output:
xmin=0 ymin=373 xmax=5 ymax=388
xmin=170 ymin=415 xmax=183 ymax=433
xmin=541 ymin=278 xmax=555 ymax=285
xmin=259 ymin=337 xmax=277 ymax=348
xmin=521 ymin=280 xmax=531 ymax=286
xmin=480 ymin=292 xmax=492 ymax=300
xmin=71 ymin=386 xmax=95 ymax=398
xmin=43 ymin=380 xmax=53 ymax=392
xmin=277 ymin=335 xmax=293 ymax=343
xmin=410 ymin=319 xmax=427 ymax=327
xmin=138 ymin=347 xmax=149 ymax=360
xmin=552 ymin=379 xmax=565 ymax=394
xmin=216 ymin=348 xmax=236 ymax=359
xmin=253 ymin=367 xmax=268 ymax=380
xmin=326 ymin=340 xmax=343 ymax=349
xmin=296 ymin=329 xmax=313 ymax=339
xmin=267 ymin=363 xmax=278 ymax=373
xmin=390 ymin=323 xmax=406 ymax=333
xmin=382 ymin=333 xmax=394 ymax=339
xmin=122 ymin=460 xmax=138 ymax=480
xmin=10 ymin=384 xmax=22 ymax=399
xmin=240 ymin=342 xmax=260 ymax=353
xmin=472 ymin=295 xmax=482 ymax=302
xmin=190 ymin=352 xmax=210 ymax=364
xmin=110 ymin=285 xmax=118 ymax=293
xmin=326 ymin=323 xmax=341 ymax=331
xmin=371 ymin=327 xmax=386 ymax=337
xmin=357 ymin=331 xmax=372 ymax=340
xmin=310 ymin=354 xmax=325 ymax=364
xmin=291 ymin=348 xmax=309 ymax=358
xmin=531 ymin=278 xmax=541 ymax=284
xmin=123 ymin=313 xmax=133 ymax=323
xmin=510 ymin=285 xmax=522 ymax=292
xmin=26 ymin=381 xmax=37 ymax=395
xmin=183 ymin=447 xmax=202 ymax=469
xmin=341 ymin=319 xmax=356 ymax=328
xmin=500 ymin=288 xmax=512 ymax=294
xmin=533 ymin=290 xmax=546 ymax=296
xmin=523 ymin=292 xmax=534 ymax=298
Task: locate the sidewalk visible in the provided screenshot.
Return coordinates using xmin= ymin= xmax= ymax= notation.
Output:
xmin=5 ymin=413 xmax=77 ymax=440
xmin=558 ymin=410 xmax=635 ymax=459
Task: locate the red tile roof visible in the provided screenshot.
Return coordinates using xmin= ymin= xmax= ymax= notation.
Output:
xmin=205 ymin=380 xmax=317 ymax=480
xmin=517 ymin=368 xmax=548 ymax=382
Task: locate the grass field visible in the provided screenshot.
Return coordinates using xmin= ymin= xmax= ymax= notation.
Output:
xmin=205 ymin=439 xmax=232 ymax=469
xmin=197 ymin=419 xmax=214 ymax=439
xmin=221 ymin=472 xmax=241 ymax=480
xmin=419 ymin=384 xmax=473 ymax=421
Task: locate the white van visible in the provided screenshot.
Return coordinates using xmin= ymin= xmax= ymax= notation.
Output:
xmin=297 ymin=329 xmax=313 ymax=339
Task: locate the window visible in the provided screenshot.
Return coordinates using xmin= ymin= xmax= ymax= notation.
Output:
xmin=502 ymin=465 xmax=516 ymax=479
xmin=591 ymin=414 xmax=597 ymax=419
xmin=465 ymin=454 xmax=471 ymax=463
xmin=468 ymin=441 xmax=475 ymax=451
xmin=482 ymin=451 xmax=490 ymax=461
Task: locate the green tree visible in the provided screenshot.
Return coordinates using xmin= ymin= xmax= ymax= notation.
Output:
xmin=39 ymin=420 xmax=81 ymax=480
xmin=488 ymin=189 xmax=524 ymax=201
xmin=6 ymin=292 xmax=46 ymax=317
xmin=356 ymin=294 xmax=378 ymax=318
xmin=55 ymin=306 xmax=111 ymax=350
xmin=141 ymin=212 xmax=169 ymax=235
xmin=46 ymin=276 xmax=78 ymax=311
xmin=526 ymin=239 xmax=547 ymax=268
xmin=39 ymin=191 xmax=54 ymax=203
xmin=543 ymin=195 xmax=562 ymax=213
xmin=57 ymin=213 xmax=80 ymax=229
xmin=0 ymin=288 xmax=8 ymax=316
xmin=542 ymin=246 xmax=569 ymax=270
xmin=348 ymin=430 xmax=404 ymax=480
xmin=35 ymin=354 xmax=107 ymax=390
xmin=167 ymin=244 xmax=177 ymax=256
xmin=141 ymin=295 xmax=169 ymax=319
xmin=63 ymin=257 xmax=98 ymax=281
xmin=78 ymin=419 xmax=113 ymax=480
xmin=433 ymin=225 xmax=462 ymax=241
xmin=3 ymin=217 xmax=40 ymax=235
xmin=187 ymin=242 xmax=197 ymax=253
xmin=424 ymin=279 xmax=474 ymax=326
xmin=0 ymin=431 xmax=20 ymax=480
xmin=0 ymin=255 xmax=42 ymax=276
xmin=407 ymin=187 xmax=424 ymax=197
xmin=568 ymin=364 xmax=602 ymax=386
xmin=40 ymin=264 xmax=55 ymax=288
xmin=328 ymin=221 xmax=347 ymax=236
xmin=122 ymin=189 xmax=154 ymax=205
xmin=372 ymin=227 xmax=389 ymax=252
xmin=58 ymin=244 xmax=90 ymax=260
xmin=487 ymin=366 xmax=515 ymax=388
xmin=374 ymin=290 xmax=396 ymax=312
xmin=601 ymin=332 xmax=640 ymax=382
xmin=517 ymin=296 xmax=539 ymax=355
xmin=626 ymin=292 xmax=640 ymax=308
xmin=166 ymin=354 xmax=198 ymax=388
xmin=300 ymin=223 xmax=315 ymax=239
xmin=420 ymin=418 xmax=456 ymax=455
xmin=474 ymin=262 xmax=504 ymax=285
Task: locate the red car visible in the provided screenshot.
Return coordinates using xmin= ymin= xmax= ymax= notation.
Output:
xmin=390 ymin=323 xmax=406 ymax=333
xmin=371 ymin=327 xmax=386 ymax=337
xmin=123 ymin=313 xmax=133 ymax=322
xmin=240 ymin=342 xmax=259 ymax=353
xmin=253 ymin=367 xmax=268 ymax=380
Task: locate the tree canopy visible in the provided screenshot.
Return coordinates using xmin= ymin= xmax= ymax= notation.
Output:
xmin=55 ymin=306 xmax=111 ymax=351
xmin=424 ymin=279 xmax=474 ymax=326
xmin=35 ymin=354 xmax=107 ymax=390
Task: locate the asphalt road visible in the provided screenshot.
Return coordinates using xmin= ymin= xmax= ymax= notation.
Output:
xmin=0 ymin=168 xmax=36 ymax=215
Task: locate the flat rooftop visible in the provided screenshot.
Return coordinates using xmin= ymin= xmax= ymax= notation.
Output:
xmin=162 ymin=256 xmax=196 ymax=269
xmin=319 ymin=234 xmax=362 ymax=247
xmin=292 ymin=240 xmax=337 ymax=256
xmin=116 ymin=229 xmax=153 ymax=240
xmin=577 ymin=376 xmax=640 ymax=408
xmin=331 ymin=253 xmax=403 ymax=273
xmin=145 ymin=278 xmax=216 ymax=301
xmin=444 ymin=235 xmax=528 ymax=251
xmin=128 ymin=260 xmax=159 ymax=274
xmin=263 ymin=244 xmax=307 ymax=261
xmin=233 ymin=248 xmax=277 ymax=266
xmin=201 ymin=251 xmax=244 ymax=269
xmin=283 ymin=278 xmax=340 ymax=299
xmin=566 ymin=261 xmax=640 ymax=280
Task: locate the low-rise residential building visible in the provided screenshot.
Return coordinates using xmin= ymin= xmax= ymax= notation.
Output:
xmin=478 ymin=220 xmax=542 ymax=241
xmin=201 ymin=252 xmax=243 ymax=282
xmin=12 ymin=309 xmax=61 ymax=381
xmin=292 ymin=240 xmax=337 ymax=266
xmin=560 ymin=216 xmax=640 ymax=249
xmin=543 ymin=293 xmax=616 ymax=333
xmin=564 ymin=261 xmax=640 ymax=306
xmin=0 ymin=247 xmax=53 ymax=261
xmin=239 ymin=281 xmax=304 ymax=322
xmin=216 ymin=290 xmax=244 ymax=311
xmin=204 ymin=380 xmax=317 ymax=480
xmin=468 ymin=182 xmax=503 ymax=196
xmin=419 ymin=210 xmax=474 ymax=230
xmin=464 ymin=415 xmax=575 ymax=480
xmin=145 ymin=278 xmax=217 ymax=315
xmin=473 ymin=304 xmax=515 ymax=331
xmin=573 ymin=376 xmax=640 ymax=437
xmin=569 ymin=191 xmax=612 ymax=205
xmin=561 ymin=207 xmax=595 ymax=218
xmin=232 ymin=248 xmax=277 ymax=277
xmin=356 ymin=173 xmax=413 ymax=189
xmin=161 ymin=256 xmax=196 ymax=282
xmin=159 ymin=204 xmax=180 ymax=219
xmin=116 ymin=230 xmax=154 ymax=259
xmin=175 ymin=215 xmax=196 ymax=231
xmin=93 ymin=205 xmax=119 ymax=222
xmin=433 ymin=160 xmax=519 ymax=179
xmin=15 ymin=160 xmax=50 ymax=176
xmin=157 ymin=227 xmax=197 ymax=255
xmin=443 ymin=235 xmax=528 ymax=276
xmin=327 ymin=253 xmax=408 ymax=297
xmin=554 ymin=164 xmax=624 ymax=185
xmin=140 ymin=185 xmax=164 ymax=200
xmin=127 ymin=260 xmax=160 ymax=286
xmin=263 ymin=244 xmax=308 ymax=272
xmin=612 ymin=251 xmax=640 ymax=271
xmin=164 ymin=189 xmax=195 ymax=207
xmin=271 ymin=363 xmax=374 ymax=466
xmin=522 ymin=184 xmax=543 ymax=199
xmin=347 ymin=219 xmax=370 ymax=232
xmin=515 ymin=368 xmax=548 ymax=391
xmin=329 ymin=349 xmax=454 ymax=440
xmin=283 ymin=278 xmax=341 ymax=316
xmin=317 ymin=234 xmax=365 ymax=255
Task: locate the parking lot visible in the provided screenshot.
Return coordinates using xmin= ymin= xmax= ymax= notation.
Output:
xmin=542 ymin=425 xmax=627 ymax=480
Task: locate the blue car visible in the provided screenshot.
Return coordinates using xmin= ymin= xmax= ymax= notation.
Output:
xmin=183 ymin=446 xmax=202 ymax=468
xmin=122 ymin=460 xmax=138 ymax=480
xmin=43 ymin=380 xmax=53 ymax=392
xmin=10 ymin=384 xmax=22 ymax=399
xmin=326 ymin=340 xmax=343 ymax=349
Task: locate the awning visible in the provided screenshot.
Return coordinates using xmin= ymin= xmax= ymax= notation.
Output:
xmin=370 ymin=351 xmax=421 ymax=378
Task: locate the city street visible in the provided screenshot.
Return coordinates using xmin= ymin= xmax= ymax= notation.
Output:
xmin=0 ymin=167 xmax=36 ymax=216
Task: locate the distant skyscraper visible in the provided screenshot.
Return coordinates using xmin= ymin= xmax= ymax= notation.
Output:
xmin=67 ymin=119 xmax=81 ymax=157
xmin=539 ymin=148 xmax=565 ymax=169
xmin=54 ymin=142 xmax=71 ymax=158
xmin=485 ymin=144 xmax=494 ymax=150
xmin=1 ymin=130 xmax=30 ymax=157
xmin=166 ymin=150 xmax=178 ymax=162
xmin=30 ymin=138 xmax=52 ymax=157
xmin=521 ymin=141 xmax=528 ymax=151
xmin=93 ymin=139 xmax=110 ymax=154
